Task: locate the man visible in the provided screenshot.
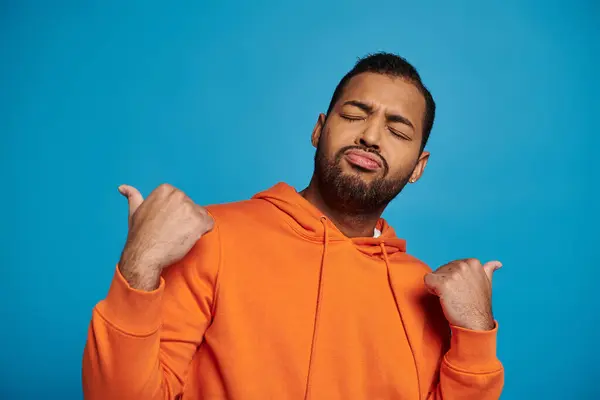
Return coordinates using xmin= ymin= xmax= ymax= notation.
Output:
xmin=83 ymin=52 xmax=504 ymax=399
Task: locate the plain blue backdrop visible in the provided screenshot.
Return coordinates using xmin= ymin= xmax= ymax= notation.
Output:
xmin=1 ymin=1 xmax=598 ymax=398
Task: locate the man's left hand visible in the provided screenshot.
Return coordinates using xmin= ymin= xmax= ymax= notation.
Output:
xmin=424 ymin=258 xmax=502 ymax=331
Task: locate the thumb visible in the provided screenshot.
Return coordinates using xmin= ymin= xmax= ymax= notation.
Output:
xmin=482 ymin=260 xmax=502 ymax=282
xmin=118 ymin=185 xmax=144 ymax=222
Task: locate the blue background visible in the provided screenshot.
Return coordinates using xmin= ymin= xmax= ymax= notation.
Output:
xmin=1 ymin=1 xmax=598 ymax=398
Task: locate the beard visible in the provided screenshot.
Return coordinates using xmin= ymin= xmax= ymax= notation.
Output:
xmin=314 ymin=140 xmax=412 ymax=215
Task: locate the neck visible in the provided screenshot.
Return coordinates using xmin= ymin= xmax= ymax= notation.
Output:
xmin=300 ymin=177 xmax=384 ymax=238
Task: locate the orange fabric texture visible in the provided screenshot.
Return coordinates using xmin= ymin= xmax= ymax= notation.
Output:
xmin=83 ymin=183 xmax=504 ymax=399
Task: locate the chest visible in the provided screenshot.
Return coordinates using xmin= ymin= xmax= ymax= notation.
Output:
xmin=196 ymin=236 xmax=447 ymax=398
xmin=207 ymin=239 xmax=416 ymax=365
xmin=213 ymin=238 xmax=402 ymax=328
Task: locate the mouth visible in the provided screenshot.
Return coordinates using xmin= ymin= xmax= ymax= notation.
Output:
xmin=344 ymin=150 xmax=383 ymax=172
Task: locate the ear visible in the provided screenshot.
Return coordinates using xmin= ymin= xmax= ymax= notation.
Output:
xmin=409 ymin=151 xmax=430 ymax=183
xmin=311 ymin=113 xmax=326 ymax=148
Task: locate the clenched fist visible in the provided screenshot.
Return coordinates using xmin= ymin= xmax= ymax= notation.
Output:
xmin=424 ymin=258 xmax=502 ymax=331
xmin=117 ymin=183 xmax=214 ymax=291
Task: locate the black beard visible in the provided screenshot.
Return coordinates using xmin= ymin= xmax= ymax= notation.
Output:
xmin=314 ymin=141 xmax=412 ymax=215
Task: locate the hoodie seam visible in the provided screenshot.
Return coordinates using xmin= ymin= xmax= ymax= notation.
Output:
xmin=259 ymin=196 xmax=406 ymax=251
xmin=206 ymin=210 xmax=223 ymax=318
xmin=93 ymin=307 xmax=160 ymax=338
xmin=280 ymin=216 xmax=347 ymax=244
xmin=282 ymin=216 xmax=400 ymax=253
xmin=443 ymin=355 xmax=504 ymax=375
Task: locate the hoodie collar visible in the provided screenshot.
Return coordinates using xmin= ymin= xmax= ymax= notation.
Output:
xmin=253 ymin=182 xmax=407 ymax=257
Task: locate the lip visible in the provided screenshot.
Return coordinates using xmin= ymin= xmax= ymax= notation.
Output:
xmin=344 ymin=150 xmax=383 ymax=171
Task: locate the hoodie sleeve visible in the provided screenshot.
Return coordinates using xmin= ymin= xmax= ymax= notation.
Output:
xmin=82 ymin=225 xmax=221 ymax=400
xmin=428 ymin=322 xmax=504 ymax=399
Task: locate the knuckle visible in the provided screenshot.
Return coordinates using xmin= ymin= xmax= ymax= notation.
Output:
xmin=156 ymin=183 xmax=175 ymax=196
xmin=190 ymin=204 xmax=204 ymax=218
xmin=449 ymin=271 xmax=462 ymax=281
xmin=464 ymin=258 xmax=482 ymax=268
xmin=454 ymin=258 xmax=476 ymax=269
xmin=449 ymin=260 xmax=467 ymax=272
xmin=183 ymin=200 xmax=198 ymax=214
xmin=196 ymin=210 xmax=207 ymax=222
xmin=200 ymin=209 xmax=213 ymax=224
xmin=194 ymin=211 xmax=214 ymax=234
xmin=172 ymin=189 xmax=187 ymax=202
xmin=158 ymin=183 xmax=174 ymax=191
xmin=204 ymin=216 xmax=215 ymax=231
xmin=192 ymin=204 xmax=206 ymax=216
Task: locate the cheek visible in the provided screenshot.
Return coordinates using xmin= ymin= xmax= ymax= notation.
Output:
xmin=385 ymin=147 xmax=420 ymax=176
xmin=327 ymin=121 xmax=361 ymax=145
xmin=317 ymin=132 xmax=340 ymax=162
xmin=321 ymin=127 xmax=351 ymax=157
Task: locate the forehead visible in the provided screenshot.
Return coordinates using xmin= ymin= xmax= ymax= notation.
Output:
xmin=338 ymin=72 xmax=426 ymax=129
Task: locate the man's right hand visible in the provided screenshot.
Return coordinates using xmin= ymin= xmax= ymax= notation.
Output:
xmin=116 ymin=183 xmax=214 ymax=291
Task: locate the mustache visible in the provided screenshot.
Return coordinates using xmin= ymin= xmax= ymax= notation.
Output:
xmin=336 ymin=145 xmax=389 ymax=173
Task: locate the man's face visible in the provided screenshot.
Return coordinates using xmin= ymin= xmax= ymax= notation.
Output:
xmin=313 ymin=72 xmax=429 ymax=214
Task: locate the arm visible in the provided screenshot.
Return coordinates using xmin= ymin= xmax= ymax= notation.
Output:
xmin=428 ymin=323 xmax=504 ymax=399
xmin=424 ymin=258 xmax=505 ymax=399
xmin=82 ymin=227 xmax=221 ymax=400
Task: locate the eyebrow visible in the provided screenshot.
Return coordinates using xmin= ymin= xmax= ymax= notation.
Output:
xmin=342 ymin=100 xmax=415 ymax=131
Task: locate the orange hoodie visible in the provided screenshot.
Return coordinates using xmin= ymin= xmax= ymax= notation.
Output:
xmin=83 ymin=182 xmax=504 ymax=399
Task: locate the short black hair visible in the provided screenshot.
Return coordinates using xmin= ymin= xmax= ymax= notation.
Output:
xmin=326 ymin=52 xmax=436 ymax=150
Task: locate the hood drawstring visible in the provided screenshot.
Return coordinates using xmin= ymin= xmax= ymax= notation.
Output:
xmin=380 ymin=243 xmax=393 ymax=288
xmin=304 ymin=216 xmax=329 ymax=400
xmin=380 ymin=243 xmax=423 ymax=400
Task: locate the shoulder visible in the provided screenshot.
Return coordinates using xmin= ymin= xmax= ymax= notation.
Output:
xmin=391 ymin=251 xmax=434 ymax=274
xmin=204 ymin=197 xmax=274 ymax=225
xmin=202 ymin=197 xmax=283 ymax=239
xmin=183 ymin=200 xmax=270 ymax=271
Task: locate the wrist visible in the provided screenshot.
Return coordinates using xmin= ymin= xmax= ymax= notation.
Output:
xmin=456 ymin=316 xmax=495 ymax=331
xmin=118 ymin=264 xmax=161 ymax=291
xmin=118 ymin=248 xmax=161 ymax=291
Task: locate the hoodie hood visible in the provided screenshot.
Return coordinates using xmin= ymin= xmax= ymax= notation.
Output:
xmin=253 ymin=182 xmax=407 ymax=258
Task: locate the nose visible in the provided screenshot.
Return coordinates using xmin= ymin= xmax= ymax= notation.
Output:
xmin=355 ymin=119 xmax=382 ymax=150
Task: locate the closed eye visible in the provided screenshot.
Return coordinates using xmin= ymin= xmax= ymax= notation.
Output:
xmin=341 ymin=114 xmax=365 ymax=122
xmin=388 ymin=127 xmax=411 ymax=141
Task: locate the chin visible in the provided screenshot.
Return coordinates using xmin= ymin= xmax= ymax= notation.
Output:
xmin=339 ymin=171 xmax=380 ymax=189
